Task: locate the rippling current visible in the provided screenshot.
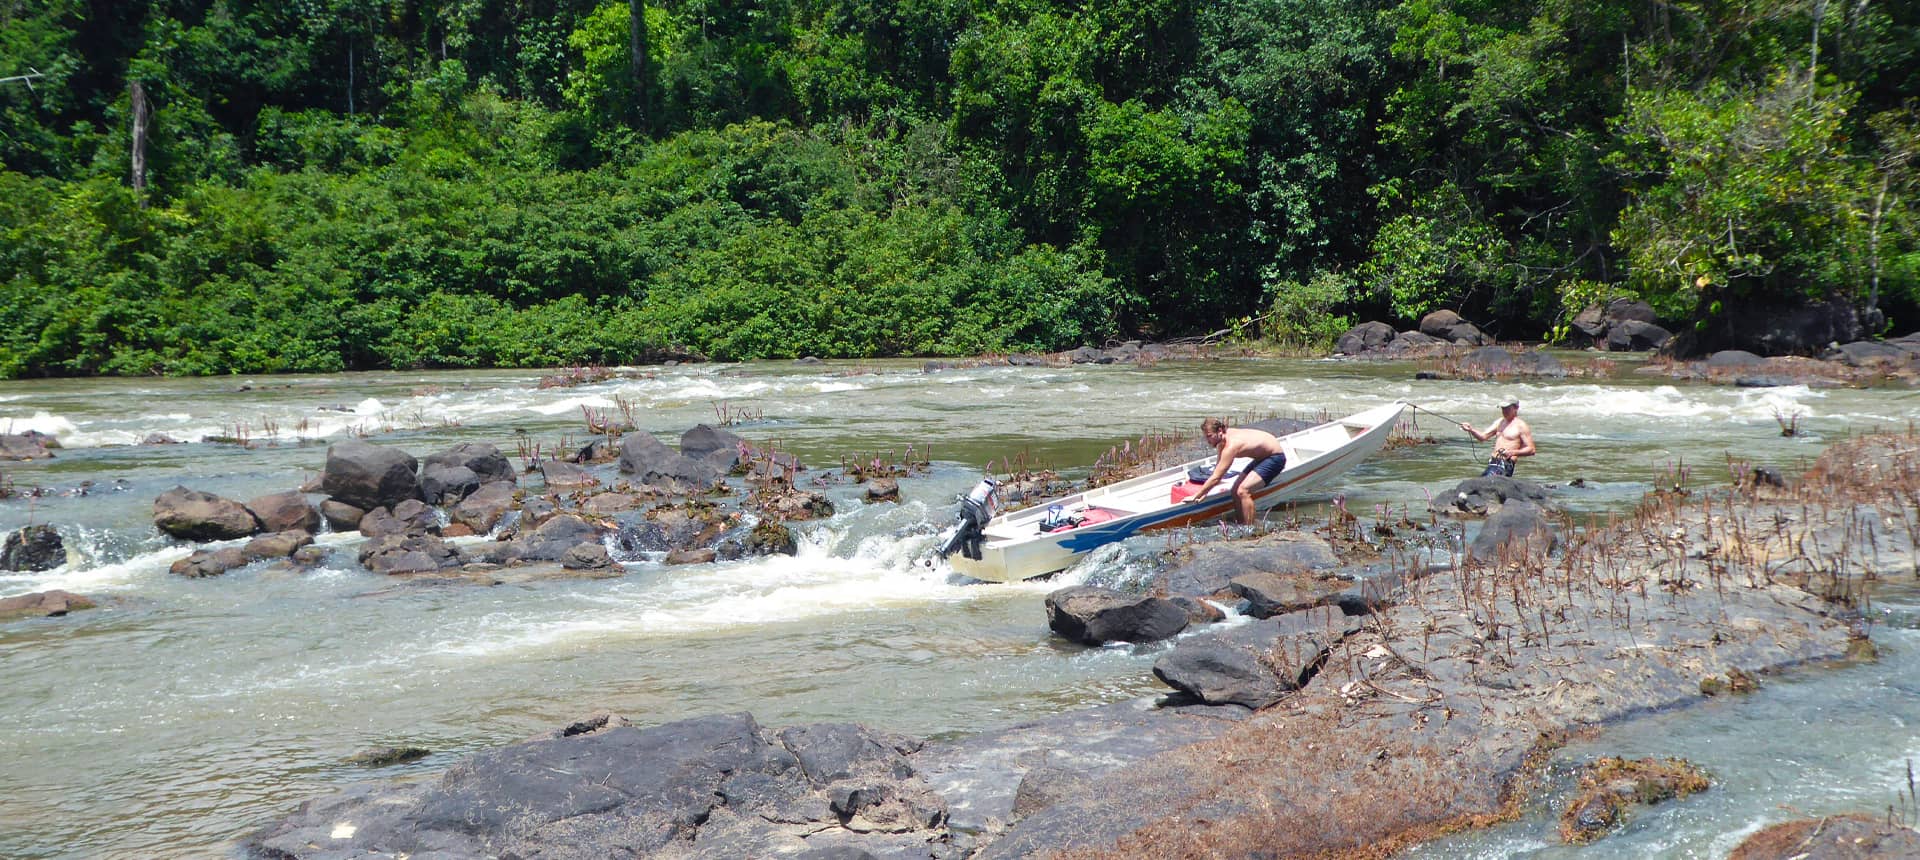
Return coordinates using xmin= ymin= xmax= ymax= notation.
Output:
xmin=0 ymin=356 xmax=1916 ymax=858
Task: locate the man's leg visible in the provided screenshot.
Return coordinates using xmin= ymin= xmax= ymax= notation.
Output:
xmin=1233 ymin=473 xmax=1267 ymax=525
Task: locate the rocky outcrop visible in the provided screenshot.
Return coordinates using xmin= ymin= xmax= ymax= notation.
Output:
xmin=1468 ymin=499 xmax=1560 ymax=564
xmin=1 ymin=524 xmax=65 ymax=571
xmin=1150 ymin=530 xmax=1341 ymax=598
xmin=358 ymin=533 xmax=463 ymax=575
xmin=321 ymin=440 xmax=421 ymax=510
xmin=1045 ymin=586 xmax=1190 ymax=645
xmin=246 ymin=713 xmax=948 ymax=860
xmin=863 ymin=477 xmax=900 ymax=504
xmin=1666 ymin=298 xmax=1866 ymax=358
xmin=170 ymin=530 xmax=314 ymax=577
xmin=357 ymin=499 xmax=438 ymax=538
xmin=153 ymin=486 xmax=259 ymax=541
xmin=0 ymin=589 xmax=95 ymax=621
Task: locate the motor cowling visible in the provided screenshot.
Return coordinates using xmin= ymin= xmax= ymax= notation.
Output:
xmin=935 ymin=477 xmax=999 ymax=561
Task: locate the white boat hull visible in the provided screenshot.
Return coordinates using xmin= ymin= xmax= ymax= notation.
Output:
xmin=944 ymin=401 xmax=1406 ymax=582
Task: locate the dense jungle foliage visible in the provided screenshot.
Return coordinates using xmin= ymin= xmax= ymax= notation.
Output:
xmin=1 ymin=0 xmax=1917 ymax=375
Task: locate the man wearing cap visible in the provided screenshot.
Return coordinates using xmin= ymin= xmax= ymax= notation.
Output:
xmin=1460 ymin=396 xmax=1535 ymax=477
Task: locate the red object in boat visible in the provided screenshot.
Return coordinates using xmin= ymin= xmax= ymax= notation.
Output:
xmin=1169 ymin=480 xmax=1206 ymax=503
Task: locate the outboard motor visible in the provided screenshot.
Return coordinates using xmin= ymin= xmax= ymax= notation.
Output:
xmin=935 ymin=476 xmax=999 ymax=561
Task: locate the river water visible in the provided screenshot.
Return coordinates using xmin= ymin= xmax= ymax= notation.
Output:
xmin=0 ymin=356 xmax=1915 ymax=858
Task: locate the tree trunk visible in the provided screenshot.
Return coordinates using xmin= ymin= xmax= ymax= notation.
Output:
xmin=129 ymin=80 xmax=150 ymax=203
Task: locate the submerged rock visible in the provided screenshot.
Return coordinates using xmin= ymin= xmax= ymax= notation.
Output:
xmin=0 ymin=589 xmax=95 ymax=621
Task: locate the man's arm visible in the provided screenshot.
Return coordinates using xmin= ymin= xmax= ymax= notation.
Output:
xmin=1460 ymin=419 xmax=1502 ymax=442
xmin=1188 ymin=441 xmax=1240 ymax=501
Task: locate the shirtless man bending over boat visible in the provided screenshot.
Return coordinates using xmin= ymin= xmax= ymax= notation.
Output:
xmin=1187 ymin=417 xmax=1287 ymax=525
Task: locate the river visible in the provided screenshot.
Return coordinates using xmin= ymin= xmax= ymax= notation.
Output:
xmin=0 ymin=356 xmax=1915 ymax=858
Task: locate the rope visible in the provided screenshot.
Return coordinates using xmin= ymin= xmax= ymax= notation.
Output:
xmin=1407 ymin=402 xmax=1490 ymax=464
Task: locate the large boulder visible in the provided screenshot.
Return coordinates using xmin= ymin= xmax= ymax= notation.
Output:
xmin=1045 ymin=586 xmax=1191 ymax=645
xmin=422 ymin=441 xmax=515 ymax=484
xmin=321 ymin=440 xmax=421 ymax=510
xmin=502 ymin=513 xmax=607 ymax=564
xmin=618 ymin=431 xmax=721 ymax=490
xmin=0 ymin=589 xmax=95 ymax=621
xmin=245 ymin=491 xmax=319 ymax=534
xmin=358 ymin=499 xmax=438 ymax=538
xmin=681 ymin=423 xmax=746 ymax=461
xmin=1 ymin=524 xmax=65 ymax=571
xmin=418 ymin=462 xmax=480 ymax=506
xmin=153 ymin=486 xmax=260 ymax=541
xmin=318 ymin=499 xmax=367 ymax=532
xmin=1151 ymin=607 xmax=1359 ymax=709
xmin=1604 ymin=319 xmax=1672 ymax=352
xmin=1335 ymin=322 xmax=1397 ymax=356
xmin=450 ymin=481 xmax=517 ymax=534
xmin=1468 ymin=499 xmax=1560 ymax=565
xmin=1569 ymin=298 xmax=1660 ymax=348
xmin=1667 ymin=299 xmax=1865 ymax=358
xmin=1419 ymin=310 xmax=1489 ymax=345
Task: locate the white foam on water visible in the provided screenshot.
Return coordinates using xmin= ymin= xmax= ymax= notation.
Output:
xmin=812 ymin=381 xmax=867 ymax=393
xmin=0 ymin=543 xmax=193 ymax=598
xmin=0 ymin=410 xmax=79 ymax=438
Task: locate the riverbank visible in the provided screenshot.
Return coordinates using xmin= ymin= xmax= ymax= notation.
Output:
xmin=245 ymin=427 xmax=1916 ymax=858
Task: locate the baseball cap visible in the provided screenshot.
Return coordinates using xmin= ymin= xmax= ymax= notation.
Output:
xmin=1498 ymin=395 xmax=1520 ymax=408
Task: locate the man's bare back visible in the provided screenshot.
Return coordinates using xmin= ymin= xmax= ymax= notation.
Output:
xmin=1189 ymin=419 xmax=1288 ymax=524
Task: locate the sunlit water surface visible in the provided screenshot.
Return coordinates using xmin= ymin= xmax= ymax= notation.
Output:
xmin=0 ymin=357 xmax=1915 ymax=858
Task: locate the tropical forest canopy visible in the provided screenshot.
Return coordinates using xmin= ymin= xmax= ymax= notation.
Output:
xmin=0 ymin=0 xmax=1916 ymax=376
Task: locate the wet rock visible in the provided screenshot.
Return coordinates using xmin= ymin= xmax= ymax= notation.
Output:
xmin=321 ymin=440 xmax=421 ymax=510
xmin=1168 ymin=595 xmax=1225 ymax=626
xmin=561 ymin=541 xmax=615 ymax=570
xmin=1433 ymin=475 xmax=1554 ymax=517
xmin=863 ymin=477 xmax=900 ymax=504
xmin=536 ymin=459 xmax=598 ymax=490
xmin=170 ymin=546 xmax=251 ymax=578
xmin=1557 ymin=757 xmax=1709 ymax=844
xmin=715 ymin=519 xmax=799 ymax=560
xmin=1508 ymin=348 xmax=1568 ymax=377
xmin=1045 ymin=586 xmax=1190 ymax=645
xmin=0 ymin=432 xmax=53 ymax=460
xmin=245 ymin=490 xmax=319 ymax=534
xmin=318 ymin=498 xmax=366 ymax=532
xmin=1 ymin=524 xmax=65 ymax=571
xmin=666 ymin=547 xmax=717 ymax=565
xmin=450 ymin=481 xmax=516 ymax=534
xmin=1151 ymin=606 xmax=1357 ymax=709
xmin=751 ymin=482 xmax=836 ymax=521
xmin=358 ymin=499 xmax=437 ymax=538
xmin=1728 ymin=814 xmax=1920 ymax=859
xmin=153 ymin=486 xmax=260 ymax=541
xmin=1826 ymin=340 xmax=1910 ymax=367
xmin=0 ymin=589 xmax=95 ymax=621
xmin=345 ymin=746 xmax=430 ymax=767
xmin=243 ymin=530 xmax=314 ymax=561
xmin=138 ymin=432 xmax=180 ymax=445
xmin=358 ymin=533 xmax=463 ymax=575
xmin=502 ymin=513 xmax=607 ymax=565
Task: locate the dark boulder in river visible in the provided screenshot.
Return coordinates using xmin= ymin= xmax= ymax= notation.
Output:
xmin=1 ymin=524 xmax=65 ymax=571
xmin=321 ymin=440 xmax=422 ymax=511
xmin=1045 ymin=586 xmax=1190 ymax=645
xmin=153 ymin=486 xmax=259 ymax=541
